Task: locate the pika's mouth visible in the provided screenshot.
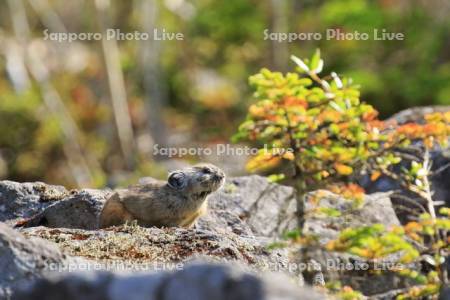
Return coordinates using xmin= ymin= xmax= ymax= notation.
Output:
xmin=212 ymin=175 xmax=225 ymax=190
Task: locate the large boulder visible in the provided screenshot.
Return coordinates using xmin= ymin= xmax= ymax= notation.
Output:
xmin=0 ymin=222 xmax=74 ymax=298
xmin=302 ymin=190 xmax=400 ymax=244
xmin=299 ymin=190 xmax=416 ymax=296
xmin=0 ymin=219 xmax=321 ymax=299
xmin=19 ymin=189 xmax=110 ymax=230
xmin=199 ymin=175 xmax=298 ymax=237
xmin=0 ymin=176 xmax=425 ymax=298
xmin=0 ymin=176 xmax=302 ymax=297
xmin=5 ymin=176 xmax=298 ymax=237
xmin=19 ymin=225 xmax=292 ymax=276
xmin=13 ymin=262 xmax=324 ymax=300
xmin=0 ymin=181 xmax=68 ymax=225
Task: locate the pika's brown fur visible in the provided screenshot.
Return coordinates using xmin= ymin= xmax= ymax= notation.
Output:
xmin=99 ymin=163 xmax=225 ymax=228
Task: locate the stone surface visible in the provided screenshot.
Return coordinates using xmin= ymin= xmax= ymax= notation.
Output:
xmin=19 ymin=189 xmax=110 ymax=230
xmin=3 ymin=176 xmax=297 ymax=237
xmin=439 ymin=285 xmax=450 ymax=300
xmin=0 ymin=222 xmax=71 ymax=299
xmin=387 ymin=105 xmax=450 ymax=125
xmin=299 ymin=190 xmax=415 ymax=296
xmin=302 ymin=190 xmax=400 ymax=245
xmin=199 ymin=175 xmax=298 ymax=237
xmin=0 ymin=181 xmax=68 ymax=225
xmin=13 ymin=263 xmax=324 ymax=300
xmin=18 ymin=225 xmax=291 ymax=276
xmin=0 ymin=174 xmax=432 ymax=299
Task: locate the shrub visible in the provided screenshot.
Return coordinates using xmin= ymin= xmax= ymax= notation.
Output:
xmin=234 ymin=50 xmax=450 ymax=299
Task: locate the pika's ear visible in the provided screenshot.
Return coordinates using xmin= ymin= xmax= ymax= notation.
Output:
xmin=168 ymin=171 xmax=187 ymax=190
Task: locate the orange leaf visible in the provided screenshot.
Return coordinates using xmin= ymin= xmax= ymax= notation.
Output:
xmin=282 ymin=152 xmax=295 ymax=160
xmin=334 ymin=163 xmax=353 ymax=175
xmin=370 ymin=171 xmax=381 ymax=181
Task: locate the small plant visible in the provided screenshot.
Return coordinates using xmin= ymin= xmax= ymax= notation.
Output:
xmin=234 ymin=50 xmax=450 ymax=299
xmin=234 ymin=49 xmax=449 ymax=199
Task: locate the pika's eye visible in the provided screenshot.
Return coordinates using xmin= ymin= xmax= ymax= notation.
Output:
xmin=203 ymin=168 xmax=211 ymax=174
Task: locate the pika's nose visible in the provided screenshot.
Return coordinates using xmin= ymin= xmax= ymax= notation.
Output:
xmin=214 ymin=174 xmax=224 ymax=181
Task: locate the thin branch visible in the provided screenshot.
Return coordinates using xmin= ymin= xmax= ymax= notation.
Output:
xmin=137 ymin=0 xmax=169 ymax=153
xmin=422 ymin=150 xmax=436 ymax=219
xmin=7 ymin=0 xmax=95 ymax=187
xmin=27 ymin=0 xmax=67 ymax=33
xmin=95 ymin=0 xmax=136 ymax=170
xmin=390 ymin=192 xmax=428 ymax=214
xmin=431 ymin=162 xmax=450 ymax=177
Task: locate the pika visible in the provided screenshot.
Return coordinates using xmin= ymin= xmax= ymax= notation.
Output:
xmin=99 ymin=163 xmax=225 ymax=228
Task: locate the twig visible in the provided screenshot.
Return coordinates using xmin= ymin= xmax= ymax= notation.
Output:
xmin=431 ymin=162 xmax=450 ymax=177
xmin=95 ymin=0 xmax=136 ymax=170
xmin=422 ymin=150 xmax=436 ymax=219
xmin=7 ymin=0 xmax=95 ymax=187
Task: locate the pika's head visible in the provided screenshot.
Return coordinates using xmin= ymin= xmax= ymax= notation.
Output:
xmin=167 ymin=163 xmax=225 ymax=197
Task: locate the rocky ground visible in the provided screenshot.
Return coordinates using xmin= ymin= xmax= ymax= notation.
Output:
xmin=0 ymin=176 xmax=309 ymax=299
xmin=0 ymin=175 xmax=440 ymax=299
xmin=1 ymin=107 xmax=449 ymax=299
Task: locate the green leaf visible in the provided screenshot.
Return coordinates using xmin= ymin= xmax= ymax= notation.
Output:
xmin=310 ymin=49 xmax=323 ymax=73
xmin=329 ymin=101 xmax=344 ymax=112
xmin=318 ymin=207 xmax=342 ymax=217
xmin=291 ymin=55 xmax=309 ymax=73
xmin=283 ymin=229 xmax=302 ymax=240
xmin=268 ymin=173 xmax=285 ymax=182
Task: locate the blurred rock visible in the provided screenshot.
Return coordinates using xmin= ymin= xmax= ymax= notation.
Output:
xmin=13 ymin=263 xmax=323 ymax=300
xmin=0 ymin=222 xmax=71 ymax=298
xmin=439 ymin=285 xmax=450 ymax=300
xmin=387 ymin=105 xmax=450 ymax=125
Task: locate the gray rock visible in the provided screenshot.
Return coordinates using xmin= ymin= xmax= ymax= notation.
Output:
xmin=299 ymin=190 xmax=416 ymax=296
xmin=5 ymin=176 xmax=297 ymax=237
xmin=303 ymin=190 xmax=399 ymax=245
xmin=387 ymin=105 xmax=450 ymax=125
xmin=0 ymin=222 xmax=69 ymax=298
xmin=0 ymin=181 xmax=68 ymax=225
xmin=13 ymin=263 xmax=324 ymax=300
xmin=18 ymin=225 xmax=291 ymax=277
xmin=199 ymin=176 xmax=298 ymax=237
xmin=439 ymin=285 xmax=450 ymax=300
xmin=1 ymin=177 xmax=426 ymax=298
xmin=21 ymin=189 xmax=110 ymax=230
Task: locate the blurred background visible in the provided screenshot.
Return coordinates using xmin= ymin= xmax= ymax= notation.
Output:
xmin=0 ymin=0 xmax=449 ymax=188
